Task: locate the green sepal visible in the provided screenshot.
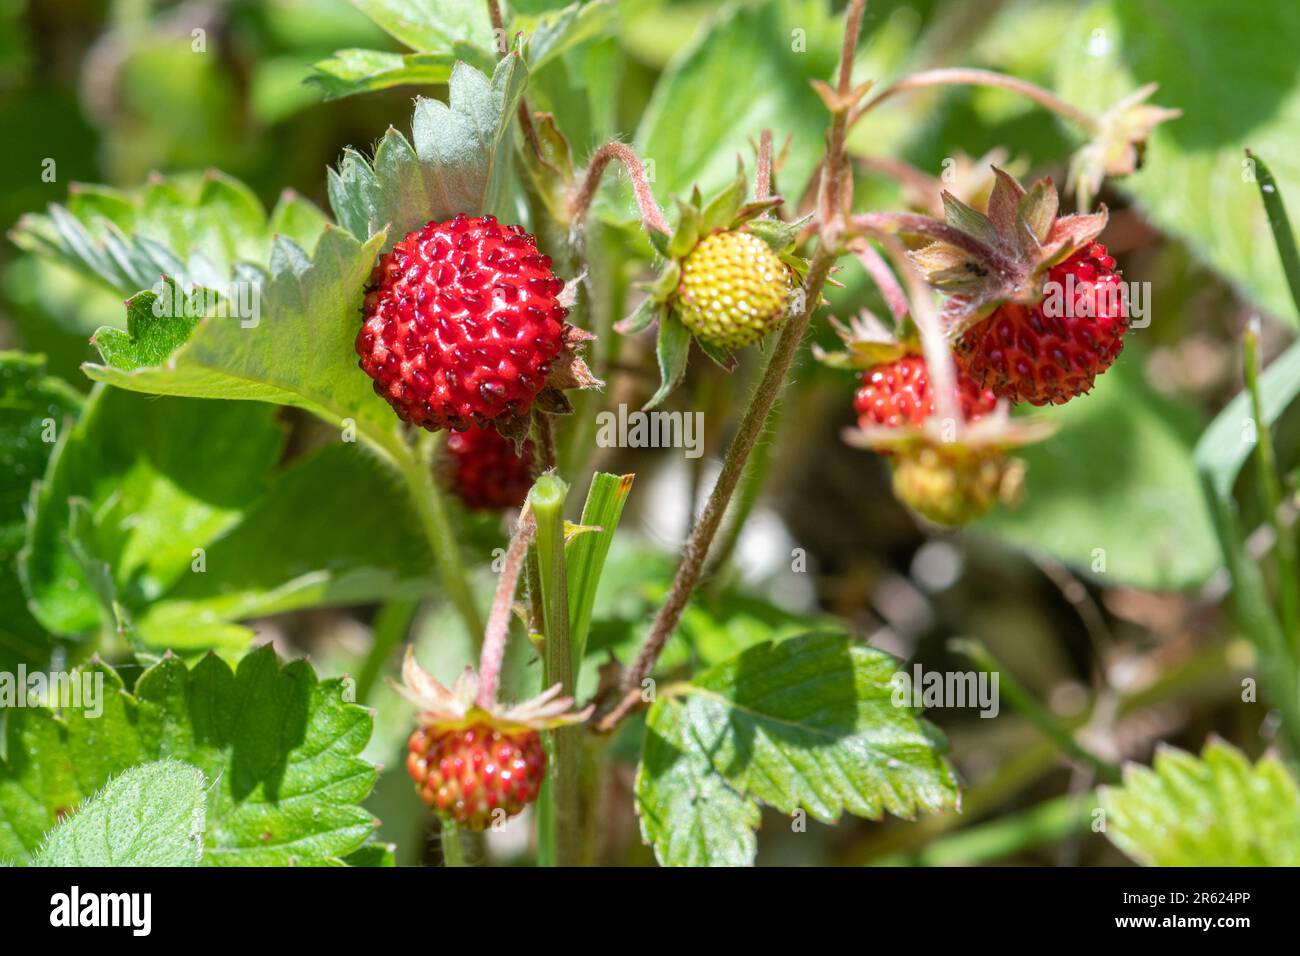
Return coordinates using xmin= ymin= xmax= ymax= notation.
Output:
xmin=519 ymin=112 xmax=576 ymax=224
xmin=615 ymin=296 xmax=663 ymax=335
xmin=645 ymin=312 xmax=691 ymax=410
xmin=669 ymin=198 xmax=703 ymax=259
xmin=699 ymin=168 xmax=747 ymax=234
xmin=648 ymin=260 xmax=681 ymax=300
xmin=646 ymin=226 xmax=670 ymax=258
xmin=747 ymin=213 xmax=807 ymax=253
xmin=696 ymin=336 xmax=738 ymax=372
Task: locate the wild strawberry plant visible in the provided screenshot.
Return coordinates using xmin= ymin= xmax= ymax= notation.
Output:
xmin=3 ymin=0 xmax=1300 ymax=869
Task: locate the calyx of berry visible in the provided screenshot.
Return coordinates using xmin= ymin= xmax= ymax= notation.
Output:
xmin=393 ymin=648 xmax=592 ymax=734
xmin=813 ymin=310 xmax=912 ymax=371
xmin=616 ymin=165 xmax=809 ymax=406
xmin=1069 ymin=83 xmax=1181 ymax=211
xmin=844 ymin=408 xmax=1056 ymax=526
xmin=905 ymin=169 xmax=1107 ymax=339
xmin=845 ymin=402 xmax=1055 ymax=457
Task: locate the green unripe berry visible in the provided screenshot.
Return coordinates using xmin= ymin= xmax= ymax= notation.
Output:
xmin=676 ymin=230 xmax=792 ymax=350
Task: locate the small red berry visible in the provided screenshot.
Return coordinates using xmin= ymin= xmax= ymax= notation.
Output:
xmin=407 ymin=723 xmax=547 ymax=831
xmin=444 ymin=427 xmax=534 ymax=511
xmin=955 ymin=243 xmax=1126 ymax=406
xmin=356 ymin=214 xmax=568 ymax=430
xmin=854 ymin=355 xmax=998 ymax=429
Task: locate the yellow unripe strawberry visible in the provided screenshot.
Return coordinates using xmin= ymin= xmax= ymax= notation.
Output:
xmin=890 ymin=442 xmax=1023 ymax=527
xmin=677 ymin=230 xmax=792 ymax=349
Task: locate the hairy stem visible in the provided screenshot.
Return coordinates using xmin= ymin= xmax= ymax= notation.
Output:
xmin=403 ymin=432 xmax=484 ymax=646
xmin=440 ymin=823 xmax=465 ymax=867
xmin=597 ymin=0 xmax=866 ymax=729
xmin=849 ymin=67 xmax=1099 ymax=133
xmin=873 ymin=230 xmax=960 ymax=427
xmin=756 ymin=129 xmax=774 ymax=203
xmin=570 ymin=142 xmax=671 ymax=236
xmin=850 ymin=238 xmax=909 ymax=323
xmin=599 ymin=250 xmax=837 ymax=729
xmin=530 ymin=408 xmax=558 ymax=475
xmin=477 ymin=509 xmax=535 ymax=707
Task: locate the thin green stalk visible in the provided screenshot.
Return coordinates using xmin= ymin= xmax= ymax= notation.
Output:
xmin=441 ymin=823 xmax=467 ymax=867
xmin=356 ymin=599 xmax=418 ymax=703
xmin=848 ymin=67 xmax=1099 ymax=134
xmin=530 ymin=474 xmax=581 ymax=865
xmin=950 ymin=638 xmax=1121 ymax=784
xmin=401 ymin=432 xmax=484 ymax=644
xmin=1244 ymin=322 xmax=1300 ymax=650
xmin=577 ymin=735 xmax=611 ymax=866
xmin=870 ymin=793 xmax=1095 ymax=867
xmin=1246 ymin=150 xmax=1300 ymax=315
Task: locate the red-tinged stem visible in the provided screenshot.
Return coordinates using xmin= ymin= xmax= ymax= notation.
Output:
xmin=850 ymin=211 xmax=1017 ymax=277
xmin=837 ymin=0 xmax=865 ymax=94
xmin=570 ymin=142 xmax=670 ymax=236
xmin=871 ymin=230 xmax=960 ymax=427
xmin=850 ymin=239 xmax=909 ymax=323
xmin=849 ymin=68 xmax=1099 ymax=134
xmin=477 ymin=509 xmax=535 ymax=708
xmin=597 ymin=0 xmax=866 ymax=731
xmin=756 ymin=129 xmax=774 ymax=203
xmin=598 ymin=251 xmax=837 ymax=730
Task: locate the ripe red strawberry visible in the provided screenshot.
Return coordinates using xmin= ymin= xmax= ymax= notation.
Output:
xmin=955 ymin=243 xmax=1126 ymax=405
xmin=394 ymin=651 xmax=590 ymax=833
xmin=407 ymin=723 xmax=546 ymax=831
xmin=356 ymin=214 xmax=568 ymax=431
xmin=444 ymin=427 xmax=534 ymax=510
xmin=854 ymin=355 xmax=998 ymax=429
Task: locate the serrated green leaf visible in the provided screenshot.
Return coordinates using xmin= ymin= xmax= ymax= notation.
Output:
xmin=307 ymin=48 xmax=455 ymax=100
xmin=92 ymin=278 xmax=203 ymax=372
xmin=1099 ymin=740 xmax=1300 ymax=866
xmin=327 ymin=56 xmax=528 ymax=244
xmin=33 ymin=760 xmax=206 ymax=867
xmin=645 ymin=312 xmax=691 ymax=410
xmin=82 ymin=226 xmax=407 ymax=466
xmin=520 ymin=0 xmax=616 ymax=72
xmin=0 ymin=353 xmax=82 ymax=672
xmin=1055 ymin=1 xmax=1300 ymax=325
xmin=637 ymin=703 xmax=760 ymax=867
xmin=9 ymin=172 xmax=328 ymax=297
xmin=635 ymin=633 xmax=960 ymax=866
xmin=0 ymin=647 xmax=377 ymax=866
xmin=21 ymin=386 xmax=436 ymax=652
xmin=347 ymin=0 xmax=493 ymax=52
